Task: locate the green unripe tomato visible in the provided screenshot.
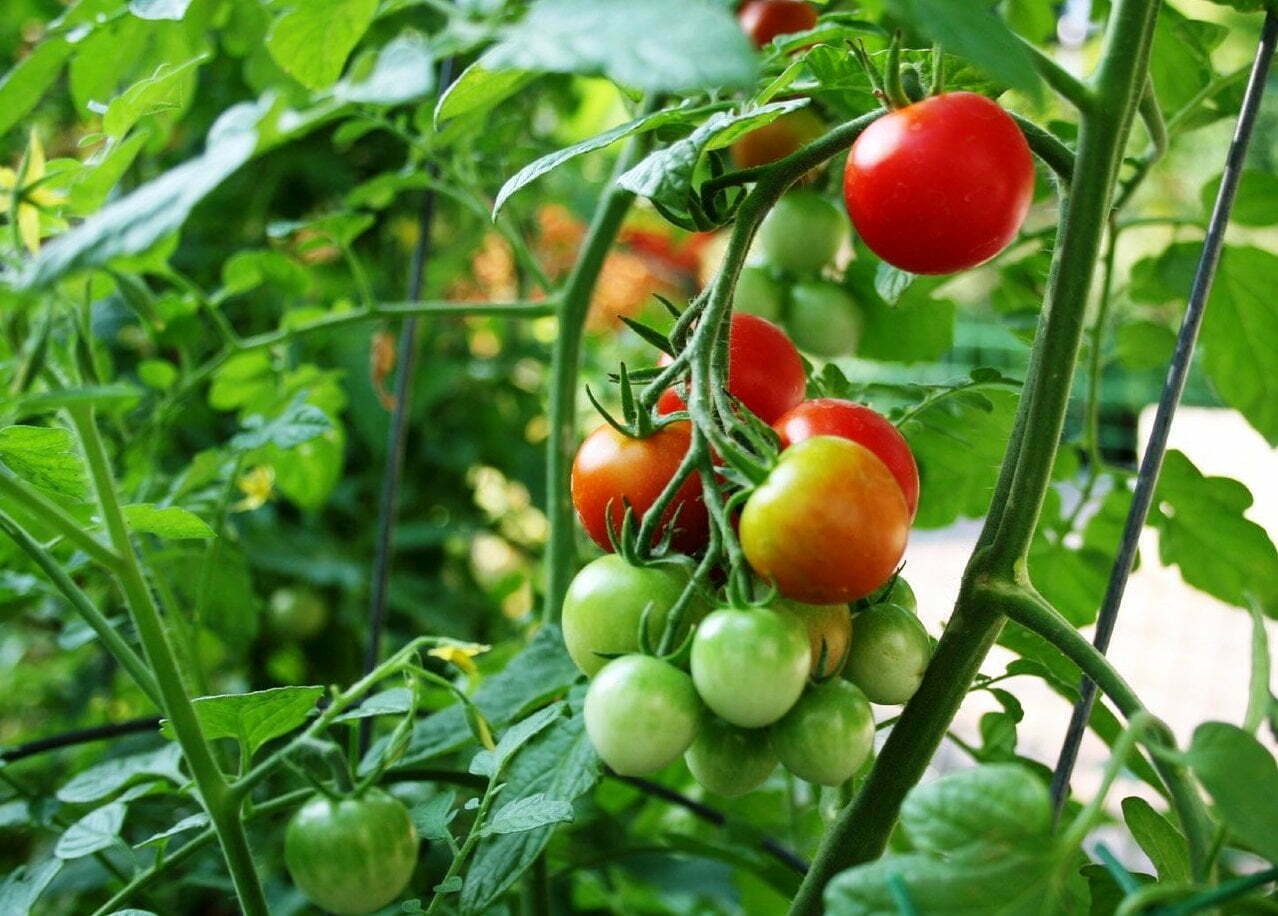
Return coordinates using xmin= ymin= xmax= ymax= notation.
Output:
xmin=771 ymin=679 xmax=875 ymax=786
xmin=881 ymin=577 xmax=917 ymax=615
xmin=757 ymin=191 xmax=847 ymax=274
xmin=691 ymin=606 xmax=811 ymax=727
xmin=733 ymin=266 xmax=785 ymax=321
xmin=284 ymin=789 xmax=420 ymax=915
xmin=787 ymin=280 xmax=863 ymax=357
xmin=585 ymin=655 xmax=702 ymax=775
xmin=562 ymin=556 xmax=708 ymax=676
xmin=269 ymin=588 xmax=328 ymax=641
xmin=685 ymin=716 xmax=777 ymax=796
xmin=843 ymin=603 xmax=932 ymax=704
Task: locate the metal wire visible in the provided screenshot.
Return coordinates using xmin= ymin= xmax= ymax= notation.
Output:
xmin=1049 ymin=10 xmax=1278 ymax=815
xmin=360 ymin=58 xmax=456 ymax=754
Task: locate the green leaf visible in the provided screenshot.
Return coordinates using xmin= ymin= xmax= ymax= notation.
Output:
xmin=102 ymin=55 xmax=207 ymax=139
xmin=1151 ymin=450 xmax=1278 ymax=615
xmin=874 ymin=263 xmax=915 ymax=305
xmin=1120 ymin=797 xmax=1190 ymax=883
xmin=900 ymin=764 xmax=1052 ymax=858
xmin=0 ymin=426 xmax=91 ymax=501
xmin=0 ymin=40 xmax=73 ymax=139
xmin=495 ymin=103 xmax=701 ymax=215
xmin=1201 ymin=170 xmax=1278 ymax=227
xmin=434 ymin=63 xmax=537 ymax=126
xmin=54 ymin=802 xmax=126 ymax=860
xmin=410 ymin=791 xmax=457 ymax=840
xmin=0 ymin=860 xmax=62 ymax=915
xmin=1148 ymin=9 xmax=1228 ymax=115
xmin=161 ymin=686 xmax=323 ymax=758
xmin=10 ymin=385 xmax=143 ymax=415
xmin=333 ymin=29 xmax=434 ymax=105
xmin=218 ymin=249 xmax=309 ymax=298
xmin=129 ymin=0 xmax=194 ymax=19
xmin=470 ymin=703 xmax=566 ymax=778
xmin=1186 ymin=722 xmax=1278 ymax=862
xmin=480 ymin=0 xmax=756 ymax=94
xmin=894 ymin=0 xmax=1041 ymax=98
xmin=122 ymin=503 xmax=215 ymax=540
xmin=478 ymin=793 xmax=574 ymax=837
xmin=331 ymin=687 xmax=413 ymax=723
xmin=231 ymin=396 xmax=334 ymax=451
xmin=460 ymin=691 xmax=600 ymax=913
xmin=844 ymin=258 xmax=956 ymax=363
xmin=133 ymin=812 xmax=209 ymax=848
xmin=618 ymin=101 xmax=808 ymax=211
xmin=1114 ymin=319 xmax=1176 ymax=371
xmin=266 ymin=0 xmax=378 ymax=90
xmin=57 ymin=744 xmax=181 ymax=804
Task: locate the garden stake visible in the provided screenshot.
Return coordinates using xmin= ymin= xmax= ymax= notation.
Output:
xmin=1049 ymin=9 xmax=1278 ymax=816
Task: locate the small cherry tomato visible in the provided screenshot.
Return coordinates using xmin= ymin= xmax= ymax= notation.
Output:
xmin=843 ymin=603 xmax=931 ymax=705
xmin=285 ymin=789 xmax=420 ymax=915
xmin=731 ymin=108 xmax=825 ymax=170
xmin=773 ymin=399 xmax=919 ymax=519
xmin=269 ymin=587 xmax=328 ymax=641
xmin=657 ymin=313 xmax=805 ymax=424
xmin=878 ymin=576 xmax=918 ymax=615
xmin=685 ymin=715 xmax=778 ymax=796
xmin=738 ymin=0 xmax=818 ymax=48
xmin=771 ymin=679 xmax=875 ymax=785
xmin=756 ymin=190 xmax=846 ymax=274
xmin=780 ymin=599 xmax=852 ymax=678
xmin=562 ymin=556 xmax=708 ymax=676
xmin=786 ymin=280 xmax=863 ymax=357
xmin=740 ymin=436 xmax=909 ymax=604
xmin=691 ymin=605 xmax=811 ymax=727
xmin=843 ymin=92 xmax=1034 ymax=274
xmin=585 ymin=655 xmax=702 ymax=775
xmin=571 ymin=421 xmax=709 ymax=553
xmin=733 ymin=265 xmax=785 ymax=322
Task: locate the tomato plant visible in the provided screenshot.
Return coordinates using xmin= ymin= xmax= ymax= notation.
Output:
xmin=843 ymin=92 xmax=1035 ymax=275
xmin=740 ymin=436 xmax=910 ymax=604
xmin=571 ymin=421 xmax=709 ymax=553
xmin=1 ymin=0 xmax=1274 ymax=914
xmin=774 ymin=399 xmax=920 ymax=519
xmin=657 ymin=313 xmax=806 ymax=423
xmin=284 ymin=790 xmax=420 ymax=915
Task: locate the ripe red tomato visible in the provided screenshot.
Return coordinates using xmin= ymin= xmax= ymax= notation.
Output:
xmin=842 ymin=92 xmax=1033 ymax=274
xmin=738 ymin=0 xmax=817 ymax=48
xmin=773 ymin=399 xmax=919 ymax=519
xmin=657 ymin=313 xmax=805 ymax=424
xmin=571 ymin=421 xmax=709 ymax=553
xmin=739 ymin=436 xmax=909 ymax=604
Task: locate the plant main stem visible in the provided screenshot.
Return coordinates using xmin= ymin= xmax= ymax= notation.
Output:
xmin=68 ymin=407 xmax=270 ymax=916
xmin=787 ymin=2 xmax=1168 ymax=910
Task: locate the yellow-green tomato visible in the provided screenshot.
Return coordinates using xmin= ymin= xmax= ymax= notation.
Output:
xmin=880 ymin=576 xmax=918 ymax=615
xmin=562 ymin=556 xmax=707 ymax=676
xmin=284 ymin=789 xmax=420 ymax=915
xmin=779 ymin=599 xmax=853 ymax=678
xmin=787 ymin=280 xmax=863 ymax=358
xmin=685 ymin=716 xmax=777 ymax=797
xmin=843 ymin=603 xmax=931 ymax=705
xmin=772 ymin=680 xmax=875 ymax=786
xmin=756 ymin=191 xmax=847 ymax=274
xmin=691 ymin=606 xmax=810 ymax=727
xmin=733 ymin=265 xmax=786 ymax=322
xmin=585 ymin=655 xmax=702 ymax=775
xmin=269 ymin=587 xmax=328 ymax=641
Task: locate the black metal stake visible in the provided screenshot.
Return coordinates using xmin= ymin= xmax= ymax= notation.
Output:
xmin=1049 ymin=11 xmax=1278 ymax=816
xmin=360 ymin=58 xmax=456 ymax=755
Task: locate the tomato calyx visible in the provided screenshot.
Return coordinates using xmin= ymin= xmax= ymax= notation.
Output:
xmin=850 ymin=33 xmax=947 ymax=113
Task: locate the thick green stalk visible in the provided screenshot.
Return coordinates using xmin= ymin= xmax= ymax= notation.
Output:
xmin=67 ymin=407 xmax=269 ymax=916
xmin=788 ymin=3 xmax=1163 ymax=911
xmin=542 ymin=107 xmax=655 ymax=622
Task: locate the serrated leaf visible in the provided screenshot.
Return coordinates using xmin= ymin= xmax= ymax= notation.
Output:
xmin=332 ymin=29 xmax=434 ymax=105
xmin=410 ymin=792 xmax=457 ymax=841
xmin=57 ymin=744 xmax=180 ymax=804
xmin=133 ymin=812 xmax=209 ymax=848
xmin=266 ymin=0 xmax=378 ymax=90
xmin=1114 ymin=320 xmax=1176 ymax=371
xmin=160 ymin=686 xmax=323 ymax=757
xmin=874 ymin=262 xmax=915 ymax=305
xmin=434 ymin=63 xmax=536 ymax=126
xmin=102 ymin=55 xmax=207 ymax=139
xmin=899 ymin=764 xmax=1051 ymax=858
xmin=894 ymin=0 xmax=1042 ymax=98
xmin=230 ymin=396 xmax=333 ymax=451
xmin=1187 ymin=722 xmax=1278 ymax=862
xmin=55 ymin=802 xmax=127 ymax=860
xmin=0 ymin=426 xmax=90 ymax=500
xmin=478 ymin=793 xmax=574 ymax=836
xmin=332 ymin=687 xmax=413 ymax=723
xmin=0 ymin=860 xmax=62 ymax=915
xmin=844 ymin=258 xmax=956 ymax=363
xmin=480 ymin=0 xmax=755 ymax=95
xmin=1201 ymin=169 xmax=1278 ymax=227
xmin=122 ymin=503 xmax=215 ymax=540
xmin=0 ymin=40 xmax=72 ymax=139
xmin=495 ymin=103 xmax=700 ymax=215
xmin=618 ymin=101 xmax=807 ymax=211
xmin=1120 ymin=797 xmax=1190 ymax=883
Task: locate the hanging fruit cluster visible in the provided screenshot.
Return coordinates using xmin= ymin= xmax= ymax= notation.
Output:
xmin=566 ymin=305 xmax=931 ymax=794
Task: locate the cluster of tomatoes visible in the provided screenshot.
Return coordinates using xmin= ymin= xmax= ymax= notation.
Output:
xmin=567 ymin=313 xmax=932 ymax=793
